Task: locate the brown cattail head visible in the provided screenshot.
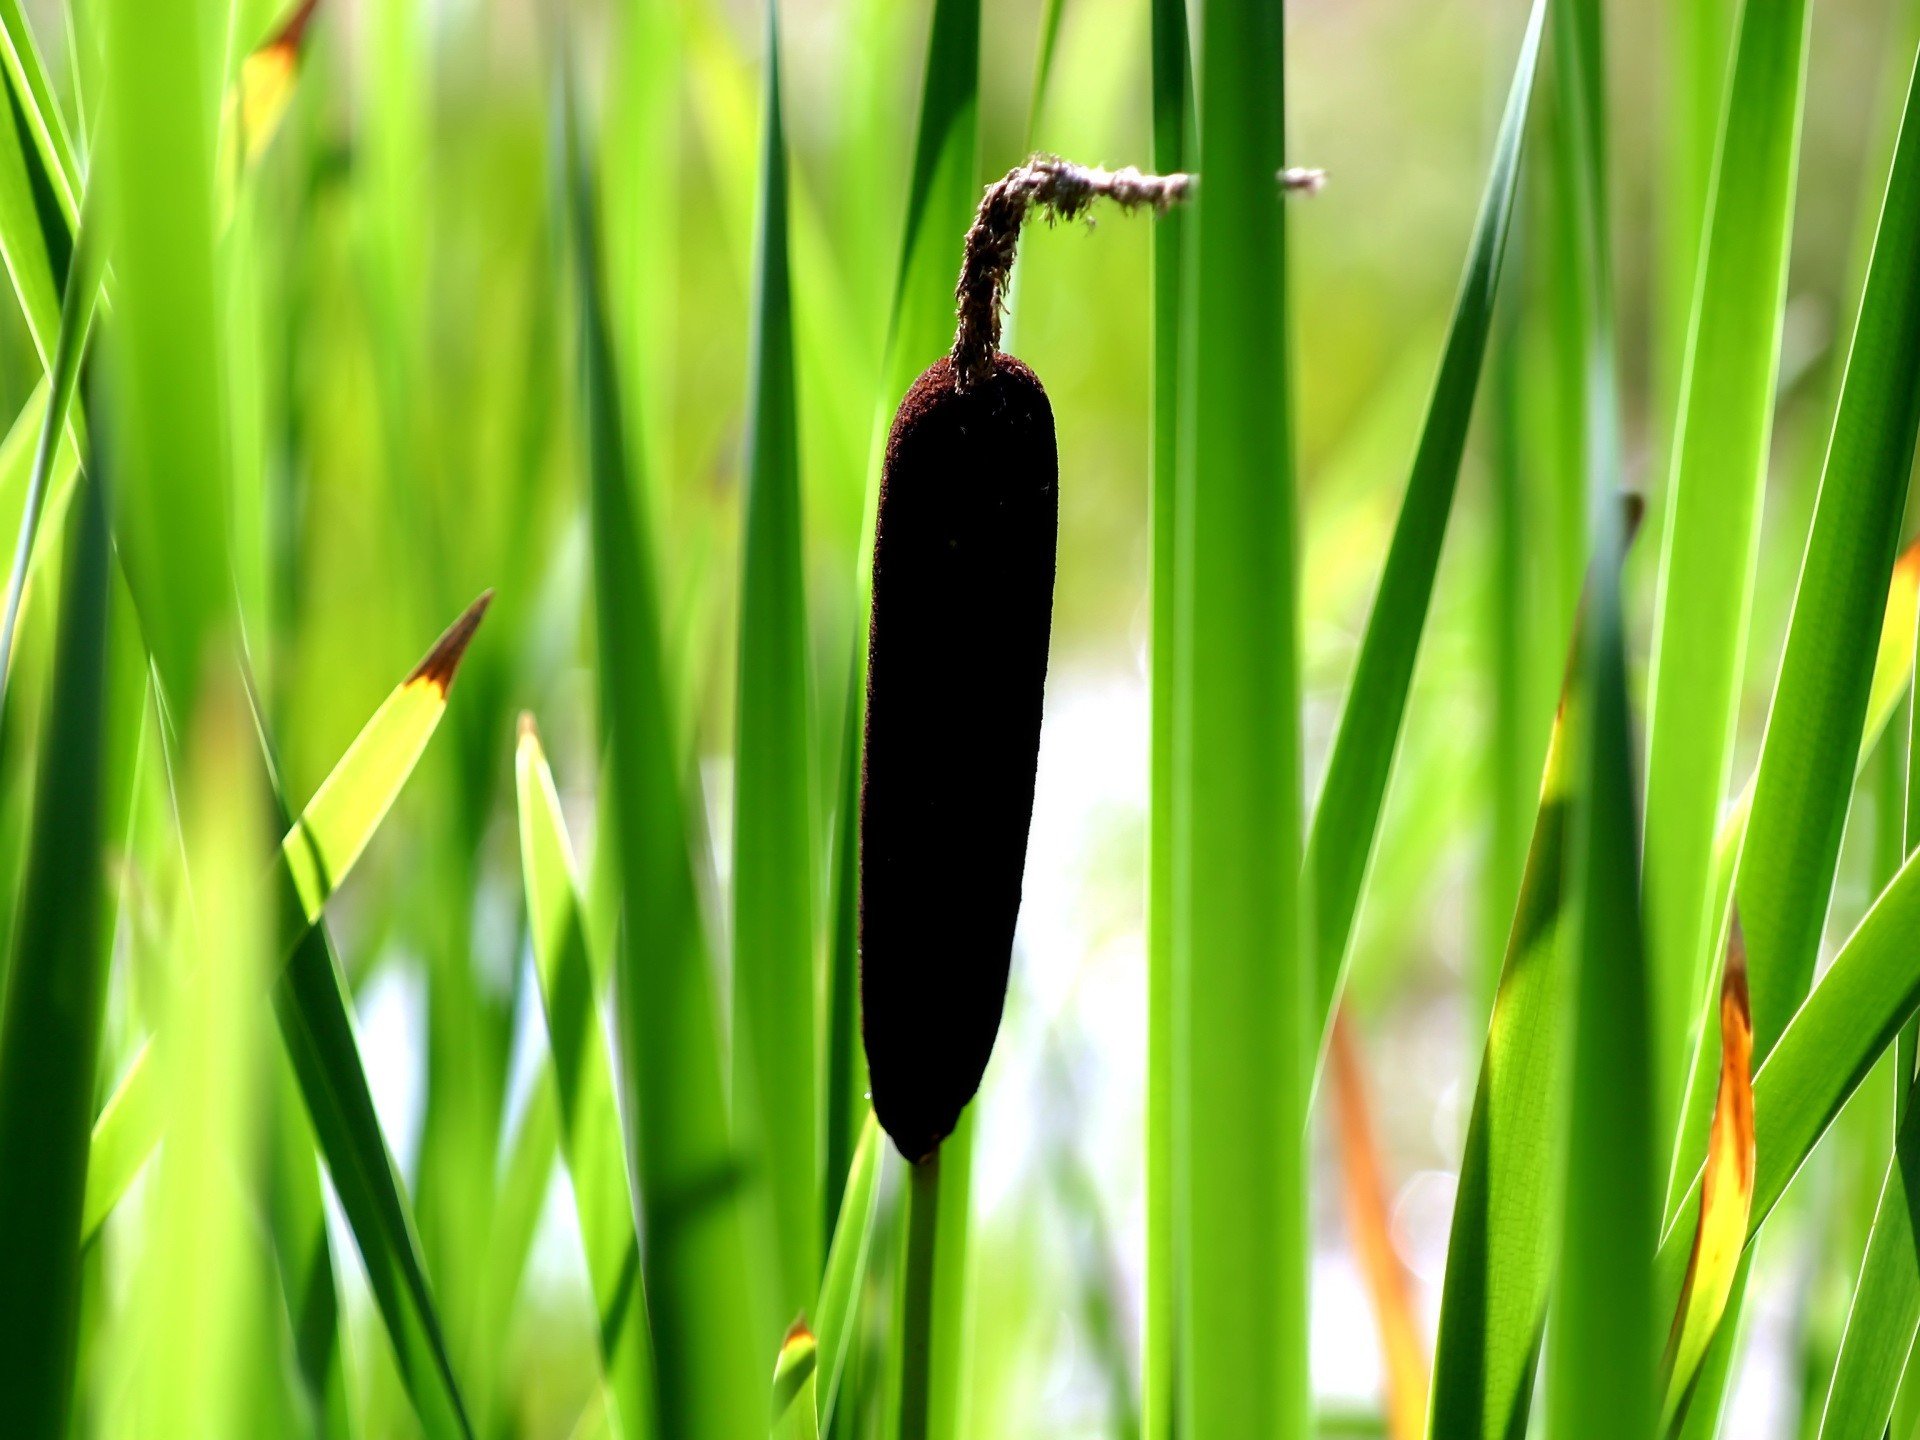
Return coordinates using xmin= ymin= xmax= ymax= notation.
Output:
xmin=860 ymin=353 xmax=1058 ymax=1163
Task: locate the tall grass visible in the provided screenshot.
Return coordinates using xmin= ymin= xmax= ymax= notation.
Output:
xmin=4 ymin=0 xmax=1920 ymax=1437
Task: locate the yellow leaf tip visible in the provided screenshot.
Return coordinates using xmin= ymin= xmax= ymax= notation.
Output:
xmin=408 ymin=589 xmax=493 ymax=696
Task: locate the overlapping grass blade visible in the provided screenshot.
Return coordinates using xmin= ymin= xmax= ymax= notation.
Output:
xmin=0 ymin=190 xmax=99 ymax=711
xmin=0 ymin=464 xmax=113 ymax=1440
xmin=1307 ymin=0 xmax=1544 ymax=1039
xmin=1728 ymin=35 xmax=1920 ymax=1065
xmin=1641 ymin=0 xmax=1811 ymax=1145
xmin=1815 ymin=1081 xmax=1920 ymax=1438
xmin=263 ymin=1049 xmax=355 ymax=1440
xmin=1657 ymin=845 xmax=1920 ymax=1321
xmin=517 ymin=716 xmax=655 ymax=1440
xmin=560 ymin=50 xmax=766 ymax=1438
xmin=1176 ymin=0 xmax=1306 ymax=1432
xmin=1655 ymin=38 xmax=1920 ymax=1423
xmin=0 ymin=0 xmax=79 ymax=221
xmin=271 ymin=871 xmax=473 ymax=1437
xmin=1428 ymin=497 xmax=1644 ymax=1440
xmin=82 ymin=592 xmax=492 ymax=1235
xmin=733 ymin=0 xmax=818 ymax=1319
xmin=797 ymin=1108 xmax=882 ymax=1434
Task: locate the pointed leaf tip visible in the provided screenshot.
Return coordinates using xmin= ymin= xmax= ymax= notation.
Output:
xmin=1622 ymin=490 xmax=1647 ymax=545
xmin=517 ymin=710 xmax=540 ymax=746
xmin=408 ymin=590 xmax=493 ymax=696
xmin=266 ymin=0 xmax=324 ymax=53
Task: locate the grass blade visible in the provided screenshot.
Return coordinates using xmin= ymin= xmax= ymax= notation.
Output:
xmin=1815 ymin=1076 xmax=1920 ymax=1438
xmin=1143 ymin=0 xmax=1190 ymax=1433
xmin=1731 ymin=36 xmax=1920 ymax=1064
xmin=1547 ymin=497 xmax=1654 ymax=1440
xmin=1176 ymin=0 xmax=1305 ymax=1432
xmin=1659 ymin=39 xmax=1920 ymax=1421
xmin=1428 ymin=496 xmax=1644 ymax=1440
xmin=1641 ymin=0 xmax=1811 ymax=1143
xmin=733 ymin=0 xmax=817 ymax=1319
xmin=562 ymin=52 xmax=766 ymax=1438
xmin=0 ymin=463 xmax=112 ymax=1440
xmin=807 ymin=1108 xmax=883 ymax=1434
xmin=516 ymin=716 xmax=655 ymax=1440
xmin=1306 ymin=0 xmax=1545 ymax=1035
xmin=0 ymin=186 xmax=100 ymax=714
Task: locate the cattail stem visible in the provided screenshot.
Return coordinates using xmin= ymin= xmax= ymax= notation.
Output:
xmin=950 ymin=155 xmax=1325 ymax=390
xmin=895 ymin=1151 xmax=944 ymax=1440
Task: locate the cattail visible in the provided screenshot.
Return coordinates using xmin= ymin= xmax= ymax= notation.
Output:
xmin=860 ymin=155 xmax=1321 ymax=1163
xmin=860 ymin=352 xmax=1058 ymax=1164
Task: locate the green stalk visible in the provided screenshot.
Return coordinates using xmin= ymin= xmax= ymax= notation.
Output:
xmin=1144 ymin=0 xmax=1190 ymax=1433
xmin=895 ymin=1154 xmax=943 ymax=1440
xmin=1176 ymin=0 xmax=1305 ymax=1434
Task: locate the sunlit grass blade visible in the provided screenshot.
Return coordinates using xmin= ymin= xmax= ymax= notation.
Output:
xmin=273 ymin=893 xmax=472 ymax=1437
xmin=1641 ymin=0 xmax=1811 ymax=1146
xmin=82 ymin=591 xmax=492 ymax=1237
xmin=1653 ymin=44 xmax=1920 ymax=1423
xmin=0 ymin=187 xmax=100 ymax=713
xmin=560 ymin=49 xmax=766 ymax=1438
xmin=1306 ymin=0 xmax=1544 ymax=1037
xmin=1730 ymin=36 xmax=1920 ymax=1064
xmin=517 ymin=715 xmax=655 ymax=1440
xmin=0 ymin=464 xmax=112 ymax=1440
xmin=1329 ymin=1011 xmax=1428 ymax=1440
xmin=1815 ymin=1074 xmax=1920 ymax=1438
xmin=1428 ymin=495 xmax=1645 ymax=1440
xmin=1659 ymin=922 xmax=1755 ymax=1424
xmin=733 ymin=0 xmax=817 ymax=1320
xmin=1176 ymin=0 xmax=1306 ymax=1433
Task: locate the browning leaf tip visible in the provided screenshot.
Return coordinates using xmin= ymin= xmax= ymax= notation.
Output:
xmin=268 ymin=0 xmax=325 ymax=54
xmin=409 ymin=589 xmax=493 ymax=696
